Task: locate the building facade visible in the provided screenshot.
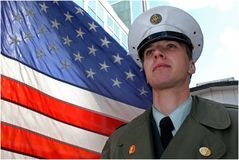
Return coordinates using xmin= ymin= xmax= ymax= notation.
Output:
xmin=109 ymin=0 xmax=145 ymax=29
xmin=191 ymin=78 xmax=238 ymax=106
xmin=74 ymin=0 xmax=129 ymax=50
xmin=74 ymin=0 xmax=175 ymax=51
xmin=109 ymin=0 xmax=173 ymax=28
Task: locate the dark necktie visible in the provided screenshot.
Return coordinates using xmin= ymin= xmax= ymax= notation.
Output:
xmin=160 ymin=116 xmax=174 ymax=149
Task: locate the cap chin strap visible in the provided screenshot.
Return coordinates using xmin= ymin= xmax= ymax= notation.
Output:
xmin=137 ymin=31 xmax=193 ymax=60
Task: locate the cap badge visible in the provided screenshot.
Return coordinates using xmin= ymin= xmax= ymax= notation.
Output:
xmin=199 ymin=147 xmax=212 ymax=157
xmin=150 ymin=14 xmax=162 ymax=25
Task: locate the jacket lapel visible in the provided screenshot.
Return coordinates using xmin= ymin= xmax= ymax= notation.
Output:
xmin=117 ymin=108 xmax=155 ymax=159
xmin=161 ymin=96 xmax=230 ymax=159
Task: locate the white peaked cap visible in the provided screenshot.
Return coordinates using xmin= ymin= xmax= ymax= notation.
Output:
xmin=128 ymin=6 xmax=204 ymax=67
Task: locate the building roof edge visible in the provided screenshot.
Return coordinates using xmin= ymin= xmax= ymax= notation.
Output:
xmin=190 ymin=80 xmax=238 ymax=92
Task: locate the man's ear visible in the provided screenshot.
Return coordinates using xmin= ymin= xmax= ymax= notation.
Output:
xmin=188 ymin=61 xmax=196 ymax=75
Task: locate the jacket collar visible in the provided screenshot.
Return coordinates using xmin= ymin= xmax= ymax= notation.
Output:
xmin=191 ymin=96 xmax=231 ymax=129
xmin=161 ymin=96 xmax=230 ymax=159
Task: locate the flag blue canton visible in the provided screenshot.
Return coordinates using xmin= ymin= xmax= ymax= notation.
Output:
xmin=1 ymin=1 xmax=152 ymax=109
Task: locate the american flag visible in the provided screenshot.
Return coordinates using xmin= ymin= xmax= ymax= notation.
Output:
xmin=1 ymin=1 xmax=152 ymax=158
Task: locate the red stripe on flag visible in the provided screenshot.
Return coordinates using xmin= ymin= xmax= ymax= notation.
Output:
xmin=1 ymin=76 xmax=125 ymax=136
xmin=1 ymin=122 xmax=100 ymax=159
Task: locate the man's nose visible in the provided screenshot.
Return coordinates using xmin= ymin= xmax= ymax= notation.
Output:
xmin=154 ymin=48 xmax=166 ymax=59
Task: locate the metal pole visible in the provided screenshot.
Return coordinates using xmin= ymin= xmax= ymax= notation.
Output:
xmin=142 ymin=0 xmax=147 ymax=12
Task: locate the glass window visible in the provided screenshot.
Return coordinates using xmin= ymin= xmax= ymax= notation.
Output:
xmin=148 ymin=1 xmax=169 ymax=9
xmin=114 ymin=34 xmax=120 ymax=42
xmin=88 ymin=0 xmax=96 ymax=11
xmin=114 ymin=22 xmax=120 ymax=39
xmin=111 ymin=34 xmax=117 ymax=41
xmin=74 ymin=0 xmax=84 ymax=8
xmin=88 ymin=8 xmax=96 ymax=19
xmin=131 ymin=0 xmax=143 ymax=22
xmin=122 ymin=43 xmax=128 ymax=50
xmin=107 ymin=14 xmax=113 ymax=30
xmin=107 ymin=0 xmax=122 ymax=5
xmin=97 ymin=3 xmax=104 ymax=21
xmin=106 ymin=28 xmax=113 ymax=37
xmin=96 ymin=17 xmax=104 ymax=27
xmin=122 ymin=31 xmax=127 ymax=48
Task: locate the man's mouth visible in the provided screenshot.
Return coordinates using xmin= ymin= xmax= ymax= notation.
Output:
xmin=153 ymin=63 xmax=171 ymax=72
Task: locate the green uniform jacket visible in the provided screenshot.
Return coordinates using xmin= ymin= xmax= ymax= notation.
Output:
xmin=101 ymin=96 xmax=238 ymax=159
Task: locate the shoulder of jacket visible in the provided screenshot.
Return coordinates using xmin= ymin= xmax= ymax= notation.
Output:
xmin=110 ymin=108 xmax=151 ymax=137
xmin=194 ymin=96 xmax=237 ymax=110
xmin=191 ymin=96 xmax=235 ymax=129
xmin=223 ymin=103 xmax=238 ymax=111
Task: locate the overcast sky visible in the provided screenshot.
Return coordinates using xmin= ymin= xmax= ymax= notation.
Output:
xmin=148 ymin=0 xmax=239 ymax=87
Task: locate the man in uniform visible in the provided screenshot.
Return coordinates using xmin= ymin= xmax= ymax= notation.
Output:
xmin=101 ymin=6 xmax=238 ymax=159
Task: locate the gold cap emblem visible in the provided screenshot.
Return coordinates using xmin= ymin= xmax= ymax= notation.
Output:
xmin=199 ymin=147 xmax=212 ymax=157
xmin=129 ymin=145 xmax=136 ymax=155
xmin=150 ymin=14 xmax=162 ymax=24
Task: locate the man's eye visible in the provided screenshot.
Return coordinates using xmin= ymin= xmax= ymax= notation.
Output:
xmin=145 ymin=49 xmax=153 ymax=56
xmin=167 ymin=43 xmax=177 ymax=48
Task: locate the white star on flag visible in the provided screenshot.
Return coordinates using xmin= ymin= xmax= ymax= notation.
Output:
xmin=112 ymin=78 xmax=122 ymax=88
xmin=36 ymin=49 xmax=45 ymax=58
xmin=138 ymin=86 xmax=148 ymax=96
xmin=13 ymin=14 xmax=21 ymax=22
xmin=9 ymin=35 xmax=21 ymax=45
xmin=51 ymin=19 xmax=61 ymax=29
xmin=100 ymin=37 xmax=111 ymax=48
xmin=39 ymin=2 xmax=48 ymax=13
xmin=125 ymin=70 xmax=136 ymax=81
xmin=88 ymin=45 xmax=97 ymax=56
xmin=64 ymin=11 xmax=74 ymax=23
xmin=75 ymin=6 xmax=84 ymax=15
xmin=49 ymin=43 xmax=57 ymax=52
xmin=61 ymin=60 xmax=70 ymax=70
xmin=76 ymin=28 xmax=85 ymax=39
xmin=88 ymin=21 xmax=98 ymax=32
xmin=26 ymin=9 xmax=34 ymax=17
xmin=24 ymin=32 xmax=33 ymax=40
xmin=113 ymin=53 xmax=123 ymax=64
xmin=86 ymin=68 xmax=96 ymax=79
xmin=38 ymin=26 xmax=46 ymax=35
xmin=53 ymin=0 xmax=60 ymax=6
xmin=99 ymin=61 xmax=110 ymax=72
xmin=62 ymin=35 xmax=72 ymax=46
xmin=74 ymin=52 xmax=84 ymax=62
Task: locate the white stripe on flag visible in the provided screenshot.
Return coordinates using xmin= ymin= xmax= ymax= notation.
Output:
xmin=1 ymin=100 xmax=108 ymax=153
xmin=1 ymin=149 xmax=37 ymax=159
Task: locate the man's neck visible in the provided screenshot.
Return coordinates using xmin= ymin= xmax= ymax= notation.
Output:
xmin=152 ymin=85 xmax=190 ymax=116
